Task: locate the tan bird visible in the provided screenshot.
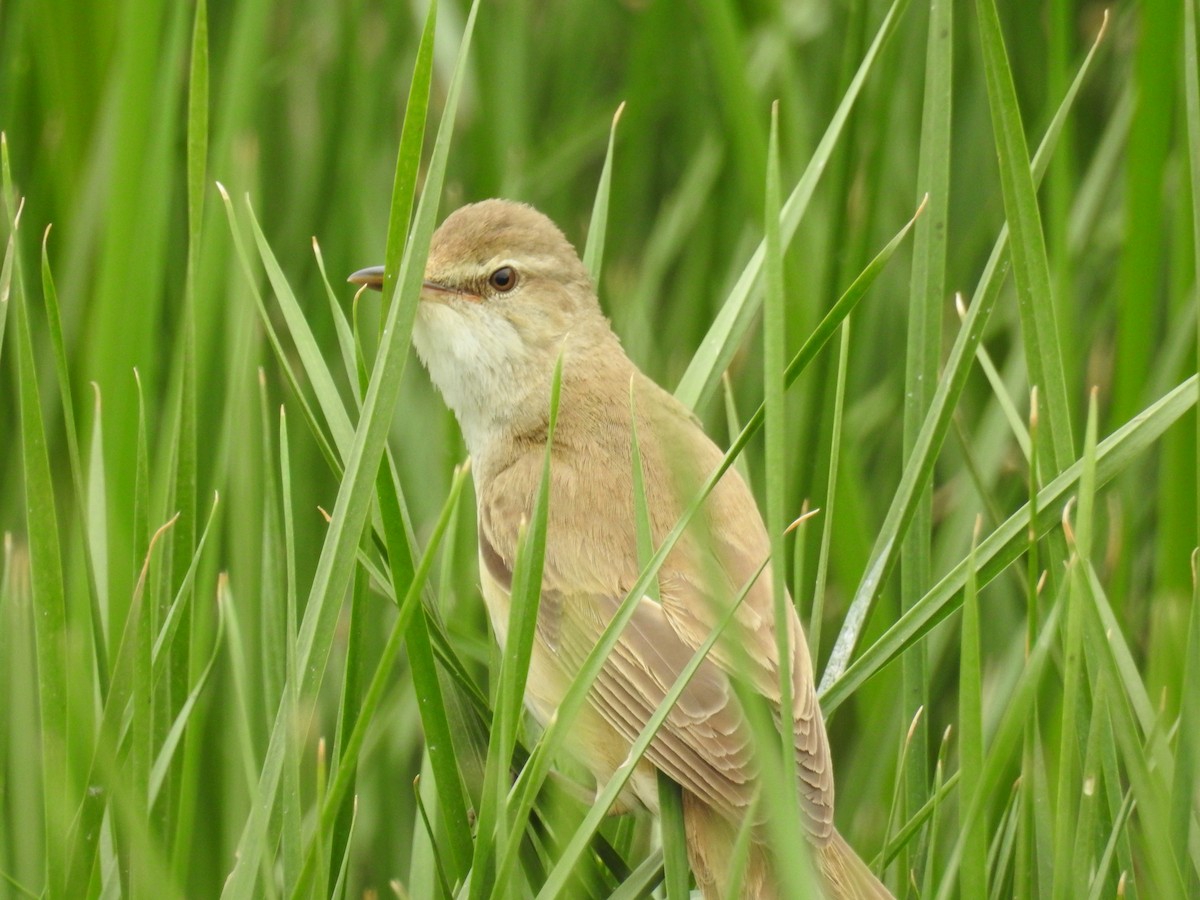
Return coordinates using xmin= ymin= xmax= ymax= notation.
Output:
xmin=351 ymin=199 xmax=891 ymax=899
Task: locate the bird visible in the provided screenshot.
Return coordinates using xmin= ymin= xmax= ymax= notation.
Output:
xmin=350 ymin=199 xmax=892 ymax=899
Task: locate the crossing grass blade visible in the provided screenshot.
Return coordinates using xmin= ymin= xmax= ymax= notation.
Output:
xmin=467 ymin=360 xmax=561 ymax=900
xmin=821 ymin=15 xmax=1110 ymax=686
xmin=220 ymin=2 xmax=483 ymax=890
xmin=533 ymin=559 xmax=768 ymax=900
xmin=976 ymin=0 xmax=1074 ymax=474
xmin=673 ymin=0 xmax=910 ymax=412
xmin=822 ymin=374 xmax=1199 ymax=713
xmin=762 ymin=100 xmax=800 ymax=833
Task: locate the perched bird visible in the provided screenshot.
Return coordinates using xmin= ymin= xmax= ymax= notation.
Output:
xmin=351 ymin=199 xmax=891 ymax=899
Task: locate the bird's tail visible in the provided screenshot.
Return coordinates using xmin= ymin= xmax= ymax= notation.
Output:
xmin=817 ymin=829 xmax=894 ymax=899
xmin=683 ymin=791 xmax=893 ymax=899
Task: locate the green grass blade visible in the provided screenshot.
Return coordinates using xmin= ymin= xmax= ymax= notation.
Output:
xmin=40 ymin=228 xmax=110 ymax=695
xmin=820 ymin=17 xmax=1110 ymax=687
xmin=0 ymin=207 xmax=10 ymax=365
xmin=278 ymin=409 xmax=302 ymax=896
xmin=1172 ymin=547 xmax=1200 ymax=884
xmin=165 ymin=5 xmax=209 ymax=848
xmin=471 ymin=359 xmax=561 ymax=899
xmin=1051 ymin=390 xmax=1098 ymax=900
xmin=762 ymin=100 xmax=799 ymax=825
xmin=12 ymin=209 xmax=71 ymax=899
xmin=381 ymin=0 xmax=436 ymax=309
xmin=656 ymin=771 xmax=688 ymax=900
xmin=244 ymin=199 xmax=354 ymax=455
xmin=582 ymin=102 xmax=624 ymax=288
xmin=822 ymin=375 xmax=1198 ymax=712
xmin=150 ymin=497 xmax=221 ymax=685
xmin=291 ymin=462 xmax=470 ymax=898
xmin=673 ymin=0 xmax=909 ymax=412
xmin=901 ymin=0 xmax=952 ymax=863
xmin=976 ymin=0 xmax=1074 ymax=474
xmin=532 ymin=560 xmax=767 ymax=899
xmin=1182 ymin=0 xmax=1200 ymax=883
xmin=312 ymin=238 xmax=362 ymax=409
xmin=958 ymin=518 xmax=985 ymax=896
xmin=376 ymin=461 xmax=473 ymax=882
xmin=1081 ymin=570 xmax=1188 ymax=894
xmin=221 ymin=2 xmax=481 ymax=889
xmin=148 ymin=577 xmax=227 ymax=806
xmin=215 ymin=183 xmax=341 ymax=475
xmin=810 ymin=319 xmax=850 ymax=661
xmin=63 ymin=511 xmax=180 ymax=897
xmin=932 ymin=599 xmax=1064 ymax=900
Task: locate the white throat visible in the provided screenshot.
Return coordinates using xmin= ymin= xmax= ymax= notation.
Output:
xmin=411 ymin=301 xmax=535 ymax=459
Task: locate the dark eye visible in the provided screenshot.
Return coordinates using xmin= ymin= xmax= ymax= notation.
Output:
xmin=488 ymin=266 xmax=517 ymax=292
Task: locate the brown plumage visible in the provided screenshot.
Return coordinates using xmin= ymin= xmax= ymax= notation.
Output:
xmin=352 ymin=199 xmax=893 ymax=898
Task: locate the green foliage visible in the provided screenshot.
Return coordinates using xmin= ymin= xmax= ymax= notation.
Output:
xmin=1 ymin=0 xmax=1199 ymax=897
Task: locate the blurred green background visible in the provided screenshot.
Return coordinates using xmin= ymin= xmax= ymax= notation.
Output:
xmin=1 ymin=0 xmax=1197 ymax=896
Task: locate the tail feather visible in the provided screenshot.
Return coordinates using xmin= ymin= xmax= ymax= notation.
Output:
xmin=682 ymin=790 xmax=893 ymax=899
xmin=817 ymin=829 xmax=894 ymax=900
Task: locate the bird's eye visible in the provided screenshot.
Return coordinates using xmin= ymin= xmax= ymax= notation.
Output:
xmin=488 ymin=266 xmax=518 ymax=293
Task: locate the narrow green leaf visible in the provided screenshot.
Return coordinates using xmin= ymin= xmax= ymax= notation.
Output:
xmin=12 ymin=208 xmax=71 ymax=898
xmin=279 ymin=409 xmax=302 ymax=896
xmin=216 ymin=183 xmax=341 ymax=475
xmin=822 ymin=375 xmax=1198 ymax=713
xmin=221 ymin=3 xmax=482 ymax=890
xmin=656 ymin=771 xmax=688 ymax=900
xmin=291 ymin=462 xmax=471 ymax=898
xmin=244 ymin=199 xmax=354 ymax=455
xmin=532 ymin=559 xmax=768 ymax=899
xmin=312 ymin=238 xmax=362 ymax=409
xmin=959 ymin=518 xmax=985 ymax=897
xmin=471 ymin=358 xmax=562 ymax=900
xmin=328 ymin=797 xmax=358 ymax=900
xmin=1176 ymin=552 xmax=1200 ymax=891
xmin=976 ymin=0 xmax=1074 ymax=473
xmin=64 ymin=514 xmax=178 ymax=899
xmin=381 ymin=0 xmax=437 ymax=308
xmin=150 ymin=497 xmax=222 ymax=686
xmin=186 ymin=0 xmax=208 ymax=258
xmin=1188 ymin=0 xmax=1200 ymax=517
xmin=39 ymin=227 xmax=111 ymax=694
xmin=810 ymin=319 xmax=850 ymax=660
xmin=1052 ymin=390 xmax=1098 ymax=900
xmin=377 ymin=460 xmax=473 ymax=881
xmin=1080 ymin=570 xmax=1188 ymax=894
xmin=0 ymin=222 xmax=11 ymax=365
xmin=762 ymin=101 xmax=798 ymax=826
xmin=901 ymin=0 xmax=952 ymax=849
xmin=932 ymin=599 xmax=1064 ymax=900
xmin=582 ymin=102 xmax=624 ymax=288
xmin=148 ymin=578 xmax=228 ymax=805
xmin=673 ymin=0 xmax=909 ymax=411
xmin=821 ymin=17 xmax=1110 ymax=686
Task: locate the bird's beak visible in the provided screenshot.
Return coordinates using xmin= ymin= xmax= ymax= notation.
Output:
xmin=347 ymin=265 xmax=385 ymax=290
xmin=347 ymin=266 xmax=479 ymax=302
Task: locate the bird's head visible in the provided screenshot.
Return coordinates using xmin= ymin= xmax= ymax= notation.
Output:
xmin=350 ymin=199 xmax=607 ymax=453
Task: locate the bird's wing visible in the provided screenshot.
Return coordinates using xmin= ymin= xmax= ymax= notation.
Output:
xmin=657 ymin=547 xmax=835 ymax=842
xmin=543 ymin=569 xmax=833 ymax=842
xmin=547 ymin=585 xmax=762 ymax=820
